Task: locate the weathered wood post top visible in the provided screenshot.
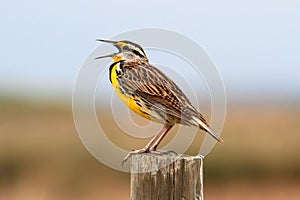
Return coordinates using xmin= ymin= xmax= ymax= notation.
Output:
xmin=130 ymin=153 xmax=203 ymax=200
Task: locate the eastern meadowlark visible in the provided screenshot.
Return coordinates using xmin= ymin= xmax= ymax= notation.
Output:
xmin=95 ymin=39 xmax=223 ymax=163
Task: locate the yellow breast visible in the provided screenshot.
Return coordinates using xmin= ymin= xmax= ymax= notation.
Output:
xmin=110 ymin=62 xmax=151 ymax=120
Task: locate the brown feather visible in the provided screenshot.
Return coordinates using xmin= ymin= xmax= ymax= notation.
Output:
xmin=117 ymin=61 xmax=208 ymax=126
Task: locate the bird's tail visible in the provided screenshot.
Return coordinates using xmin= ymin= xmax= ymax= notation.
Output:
xmin=192 ymin=116 xmax=223 ymax=143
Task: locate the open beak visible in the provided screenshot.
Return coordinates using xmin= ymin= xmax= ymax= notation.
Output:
xmin=95 ymin=39 xmax=120 ymax=59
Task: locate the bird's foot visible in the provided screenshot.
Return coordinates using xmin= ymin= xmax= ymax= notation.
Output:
xmin=122 ymin=148 xmax=149 ymax=166
xmin=122 ymin=149 xmax=178 ymax=166
xmin=149 ymin=149 xmax=178 ymax=156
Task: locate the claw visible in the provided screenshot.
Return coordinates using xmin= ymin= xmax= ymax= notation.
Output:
xmin=121 ymin=154 xmax=130 ymax=166
xmin=121 ymin=149 xmax=178 ymax=166
xmin=121 ymin=148 xmax=149 ymax=166
xmin=162 ymin=150 xmax=178 ymax=156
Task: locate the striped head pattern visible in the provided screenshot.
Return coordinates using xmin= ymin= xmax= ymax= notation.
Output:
xmin=95 ymin=39 xmax=148 ymax=62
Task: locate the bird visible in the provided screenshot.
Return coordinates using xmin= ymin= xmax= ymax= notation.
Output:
xmin=95 ymin=39 xmax=223 ymax=163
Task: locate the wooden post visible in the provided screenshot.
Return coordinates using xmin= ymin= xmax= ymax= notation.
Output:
xmin=130 ymin=154 xmax=203 ymax=200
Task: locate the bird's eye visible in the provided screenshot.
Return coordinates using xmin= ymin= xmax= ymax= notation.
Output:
xmin=123 ymin=46 xmax=130 ymax=51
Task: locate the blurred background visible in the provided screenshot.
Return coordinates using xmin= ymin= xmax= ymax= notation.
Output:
xmin=1 ymin=1 xmax=300 ymax=199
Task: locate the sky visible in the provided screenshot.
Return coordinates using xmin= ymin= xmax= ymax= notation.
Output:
xmin=0 ymin=0 xmax=299 ymax=104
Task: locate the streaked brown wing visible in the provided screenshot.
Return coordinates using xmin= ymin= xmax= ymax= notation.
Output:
xmin=119 ymin=62 xmax=193 ymax=122
xmin=134 ymin=85 xmax=183 ymax=121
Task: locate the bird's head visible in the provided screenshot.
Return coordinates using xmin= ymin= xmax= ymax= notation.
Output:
xmin=95 ymin=39 xmax=148 ymax=62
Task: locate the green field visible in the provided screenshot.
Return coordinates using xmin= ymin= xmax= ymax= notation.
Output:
xmin=1 ymin=100 xmax=300 ymax=199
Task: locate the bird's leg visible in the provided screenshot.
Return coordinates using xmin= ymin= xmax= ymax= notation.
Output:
xmin=148 ymin=124 xmax=173 ymax=151
xmin=122 ymin=124 xmax=173 ymax=166
xmin=149 ymin=124 xmax=178 ymax=156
